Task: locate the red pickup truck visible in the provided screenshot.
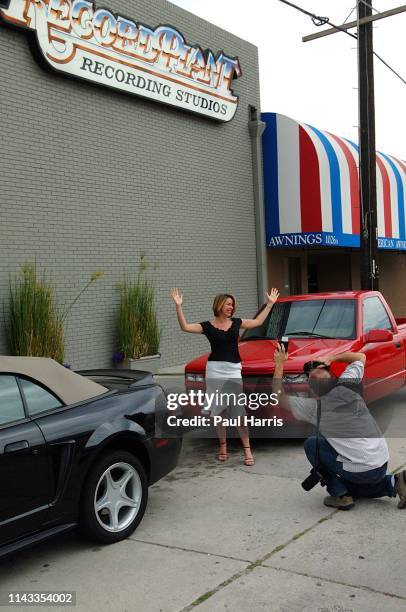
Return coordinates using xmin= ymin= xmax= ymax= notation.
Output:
xmin=185 ymin=291 xmax=406 ymax=404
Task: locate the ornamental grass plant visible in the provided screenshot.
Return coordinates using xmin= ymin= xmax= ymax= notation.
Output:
xmin=7 ymin=264 xmax=64 ymax=361
xmin=117 ymin=256 xmax=161 ymax=361
xmin=6 ymin=264 xmax=105 ymax=363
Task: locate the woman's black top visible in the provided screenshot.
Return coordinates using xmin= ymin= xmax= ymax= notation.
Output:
xmin=200 ymin=317 xmax=242 ymax=363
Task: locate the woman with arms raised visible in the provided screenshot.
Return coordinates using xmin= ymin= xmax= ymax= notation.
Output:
xmin=170 ymin=288 xmax=280 ymax=466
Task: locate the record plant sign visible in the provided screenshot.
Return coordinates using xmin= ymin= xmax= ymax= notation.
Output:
xmin=1 ymin=0 xmax=242 ymax=121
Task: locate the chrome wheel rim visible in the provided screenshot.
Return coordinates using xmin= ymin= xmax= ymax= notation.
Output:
xmin=94 ymin=462 xmax=142 ymax=533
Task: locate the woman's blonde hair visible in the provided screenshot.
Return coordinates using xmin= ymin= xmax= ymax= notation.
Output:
xmin=212 ymin=293 xmax=236 ymax=317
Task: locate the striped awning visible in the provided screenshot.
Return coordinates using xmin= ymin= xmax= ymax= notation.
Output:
xmin=262 ymin=112 xmax=406 ymax=251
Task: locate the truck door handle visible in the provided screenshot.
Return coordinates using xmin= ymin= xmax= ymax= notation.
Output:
xmin=4 ymin=440 xmax=29 ymax=453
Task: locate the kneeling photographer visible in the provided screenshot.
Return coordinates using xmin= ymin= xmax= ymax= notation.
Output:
xmin=273 ymin=346 xmax=406 ymax=511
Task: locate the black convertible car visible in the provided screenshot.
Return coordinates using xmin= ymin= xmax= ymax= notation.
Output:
xmin=0 ymin=357 xmax=181 ymax=557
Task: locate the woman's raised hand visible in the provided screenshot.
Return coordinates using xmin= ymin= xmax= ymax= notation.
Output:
xmin=266 ymin=288 xmax=280 ymax=305
xmin=170 ymin=287 xmax=183 ymax=306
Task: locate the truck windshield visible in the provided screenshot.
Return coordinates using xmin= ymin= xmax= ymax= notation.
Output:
xmin=242 ymin=299 xmax=356 ymax=341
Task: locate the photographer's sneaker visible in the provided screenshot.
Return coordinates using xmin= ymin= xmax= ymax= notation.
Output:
xmin=323 ymin=495 xmax=354 ymax=510
xmin=394 ymin=470 xmax=406 ymax=509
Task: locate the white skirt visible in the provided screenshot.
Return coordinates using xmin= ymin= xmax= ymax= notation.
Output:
xmin=204 ymin=361 xmax=245 ymax=417
xmin=205 ymin=360 xmax=242 ymax=379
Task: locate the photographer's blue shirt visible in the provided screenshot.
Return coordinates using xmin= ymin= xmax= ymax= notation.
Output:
xmin=288 ymin=361 xmax=389 ymax=473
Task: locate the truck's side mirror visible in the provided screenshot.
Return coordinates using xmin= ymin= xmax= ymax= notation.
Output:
xmin=364 ymin=329 xmax=393 ymax=343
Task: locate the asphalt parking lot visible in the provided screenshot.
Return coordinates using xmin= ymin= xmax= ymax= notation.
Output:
xmin=1 ymin=377 xmax=405 ymax=612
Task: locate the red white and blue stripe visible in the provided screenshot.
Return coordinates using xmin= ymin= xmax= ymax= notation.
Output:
xmin=262 ymin=113 xmax=406 ymax=251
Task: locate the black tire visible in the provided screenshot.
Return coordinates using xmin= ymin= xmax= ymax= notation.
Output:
xmin=79 ymin=450 xmax=148 ymax=545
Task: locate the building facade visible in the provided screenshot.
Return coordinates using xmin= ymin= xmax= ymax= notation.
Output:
xmin=0 ymin=0 xmax=262 ymax=368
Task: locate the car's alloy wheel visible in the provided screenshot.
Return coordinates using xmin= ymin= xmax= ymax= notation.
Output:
xmin=80 ymin=450 xmax=148 ymax=544
xmin=95 ymin=462 xmax=142 ymax=533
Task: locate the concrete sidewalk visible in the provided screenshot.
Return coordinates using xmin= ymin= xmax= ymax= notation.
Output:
xmin=1 ymin=385 xmax=405 ymax=612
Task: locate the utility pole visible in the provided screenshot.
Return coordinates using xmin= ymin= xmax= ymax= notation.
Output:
xmin=357 ymin=0 xmax=379 ymax=290
xmin=302 ymin=2 xmax=406 ymax=290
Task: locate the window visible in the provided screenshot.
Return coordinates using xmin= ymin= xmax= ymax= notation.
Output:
xmin=363 ymin=297 xmax=392 ymax=333
xmin=19 ymin=378 xmax=63 ymax=416
xmin=242 ymin=299 xmax=356 ymax=341
xmin=0 ymin=375 xmax=26 ymax=425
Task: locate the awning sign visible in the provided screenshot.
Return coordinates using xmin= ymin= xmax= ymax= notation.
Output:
xmin=268 ymin=232 xmax=360 ymax=249
xmin=1 ymin=0 xmax=241 ymax=121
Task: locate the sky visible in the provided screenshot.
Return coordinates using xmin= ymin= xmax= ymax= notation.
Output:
xmin=172 ymin=0 xmax=406 ymax=159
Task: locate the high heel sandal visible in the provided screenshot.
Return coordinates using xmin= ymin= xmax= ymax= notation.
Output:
xmin=217 ymin=440 xmax=228 ymax=462
xmin=243 ymin=445 xmax=255 ymax=466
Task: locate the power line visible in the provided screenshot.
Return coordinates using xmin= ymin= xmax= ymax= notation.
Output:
xmin=373 ymin=50 xmax=406 ymax=85
xmin=277 ymin=0 xmax=355 ymax=34
xmin=277 ymin=0 xmax=329 ymax=26
xmin=277 ymin=0 xmax=406 ymax=86
xmin=343 ymin=6 xmax=357 ymax=24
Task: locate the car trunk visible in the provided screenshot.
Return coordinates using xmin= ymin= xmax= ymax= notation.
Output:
xmin=76 ymin=369 xmax=154 ymax=390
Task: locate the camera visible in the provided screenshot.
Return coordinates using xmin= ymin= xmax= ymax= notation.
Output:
xmin=301 ymin=467 xmax=326 ymax=491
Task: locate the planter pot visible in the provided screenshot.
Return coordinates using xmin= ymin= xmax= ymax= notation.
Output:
xmin=117 ymin=353 xmax=161 ymax=375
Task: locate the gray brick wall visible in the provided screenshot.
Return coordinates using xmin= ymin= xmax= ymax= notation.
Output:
xmin=0 ymin=0 xmax=261 ymax=369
